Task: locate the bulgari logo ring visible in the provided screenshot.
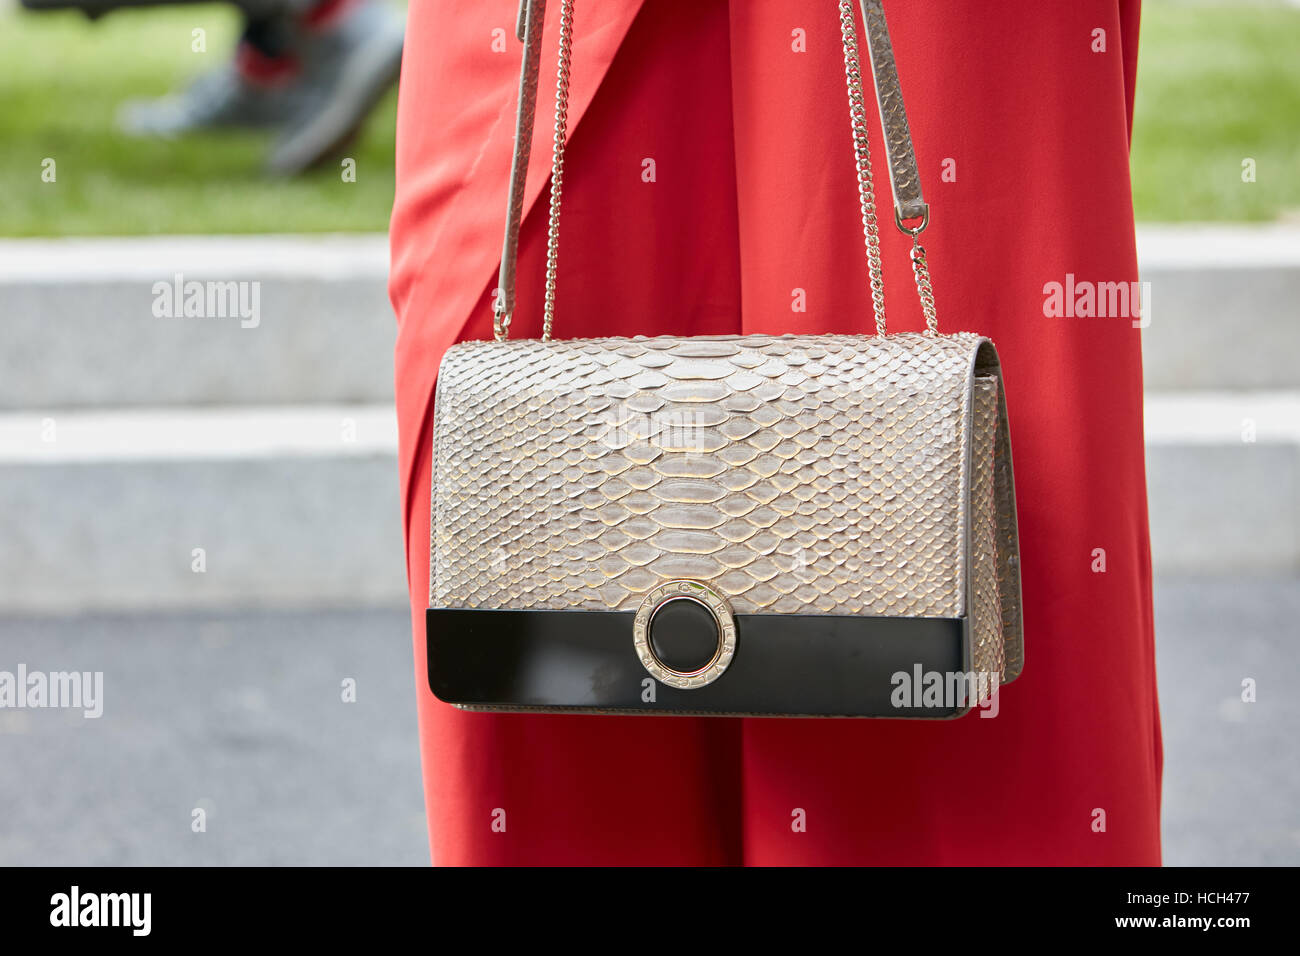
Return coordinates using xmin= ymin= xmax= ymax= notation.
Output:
xmin=632 ymin=580 xmax=736 ymax=689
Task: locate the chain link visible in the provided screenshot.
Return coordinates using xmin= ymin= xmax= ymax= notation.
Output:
xmin=838 ymin=0 xmax=888 ymax=336
xmin=540 ymin=0 xmax=574 ymax=341
xmin=494 ymin=292 xmax=509 ymax=341
xmin=910 ymin=234 xmax=938 ymax=334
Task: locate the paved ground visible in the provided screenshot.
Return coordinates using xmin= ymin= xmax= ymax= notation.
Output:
xmin=1 ymin=575 xmax=1296 ymax=866
xmin=0 ymin=608 xmax=427 ymax=866
xmin=1153 ymin=575 xmax=1300 ymax=865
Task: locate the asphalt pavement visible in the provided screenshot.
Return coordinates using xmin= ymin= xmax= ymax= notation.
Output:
xmin=1 ymin=575 xmax=1296 ymax=866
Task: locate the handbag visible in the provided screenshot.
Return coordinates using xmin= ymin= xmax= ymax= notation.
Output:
xmin=426 ymin=0 xmax=1023 ymax=718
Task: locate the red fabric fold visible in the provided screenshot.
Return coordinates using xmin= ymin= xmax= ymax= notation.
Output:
xmin=388 ymin=0 xmax=1160 ymax=865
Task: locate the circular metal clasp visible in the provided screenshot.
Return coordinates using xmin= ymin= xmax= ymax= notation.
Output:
xmin=632 ymin=580 xmax=736 ymax=689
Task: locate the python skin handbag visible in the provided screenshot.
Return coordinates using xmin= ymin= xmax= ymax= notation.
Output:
xmin=426 ymin=0 xmax=1023 ymax=718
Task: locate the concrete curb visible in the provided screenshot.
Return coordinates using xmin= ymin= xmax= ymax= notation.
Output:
xmin=1 ymin=226 xmax=1297 ymax=408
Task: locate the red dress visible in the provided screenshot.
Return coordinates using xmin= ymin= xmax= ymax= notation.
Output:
xmin=389 ymin=0 xmax=1161 ymax=865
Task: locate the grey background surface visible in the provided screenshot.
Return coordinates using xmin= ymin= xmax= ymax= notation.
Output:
xmin=2 ymin=574 xmax=1296 ymax=866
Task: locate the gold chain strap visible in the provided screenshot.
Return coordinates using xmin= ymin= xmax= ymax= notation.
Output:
xmin=495 ymin=0 xmax=938 ymax=341
xmin=837 ymin=0 xmax=888 ymax=336
xmin=910 ymin=232 xmax=938 ymax=332
xmin=541 ymin=0 xmax=575 ymax=341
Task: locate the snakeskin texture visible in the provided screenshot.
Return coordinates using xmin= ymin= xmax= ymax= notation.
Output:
xmin=990 ymin=362 xmax=1025 ymax=681
xmin=430 ymin=332 xmax=1023 ymax=688
xmin=860 ymin=0 xmax=926 ymax=222
xmin=969 ymin=376 xmax=1004 ymax=686
xmin=496 ymin=0 xmax=547 ymax=324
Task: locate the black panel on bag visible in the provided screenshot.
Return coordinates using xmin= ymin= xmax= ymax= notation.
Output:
xmin=427 ymin=607 xmax=970 ymax=718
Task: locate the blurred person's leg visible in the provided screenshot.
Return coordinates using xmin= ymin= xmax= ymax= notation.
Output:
xmin=116 ymin=9 xmax=306 ymax=136
xmin=265 ymin=0 xmax=404 ymax=174
xmin=21 ymin=0 xmax=404 ymax=174
xmin=20 ymin=0 xmax=311 ymax=16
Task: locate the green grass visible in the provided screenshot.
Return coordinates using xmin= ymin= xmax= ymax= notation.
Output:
xmin=1131 ymin=0 xmax=1300 ymax=222
xmin=0 ymin=1 xmax=1296 ymax=235
xmin=0 ymin=5 xmax=397 ymax=236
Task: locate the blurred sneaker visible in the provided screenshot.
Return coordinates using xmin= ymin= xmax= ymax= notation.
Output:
xmin=118 ymin=47 xmax=303 ymax=138
xmin=265 ymin=0 xmax=405 ymax=175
